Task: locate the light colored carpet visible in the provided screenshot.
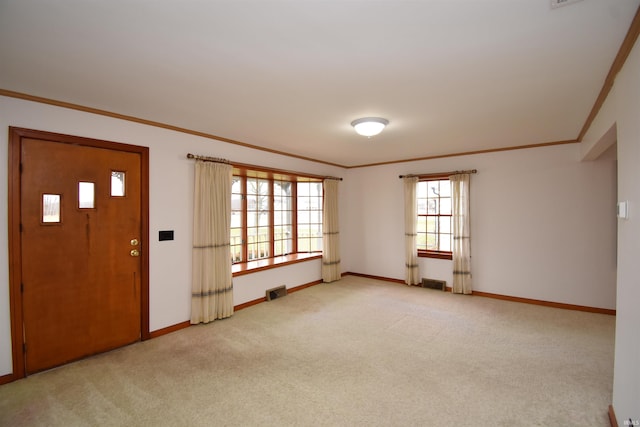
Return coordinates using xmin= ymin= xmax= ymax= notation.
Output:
xmin=0 ymin=276 xmax=615 ymax=426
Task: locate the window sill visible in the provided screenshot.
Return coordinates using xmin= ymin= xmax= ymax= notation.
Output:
xmin=418 ymin=251 xmax=452 ymax=260
xmin=232 ymin=253 xmax=322 ymax=277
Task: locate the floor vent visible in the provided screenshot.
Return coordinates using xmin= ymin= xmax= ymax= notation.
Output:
xmin=421 ymin=278 xmax=446 ymax=291
xmin=266 ymin=285 xmax=287 ymax=301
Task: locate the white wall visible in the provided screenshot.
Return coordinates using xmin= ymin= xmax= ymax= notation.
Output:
xmin=344 ymin=143 xmax=618 ymax=309
xmin=604 ymin=36 xmax=640 ymax=422
xmin=0 ymin=95 xmax=346 ymax=377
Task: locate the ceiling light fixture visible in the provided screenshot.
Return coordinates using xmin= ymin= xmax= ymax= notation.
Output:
xmin=351 ymin=117 xmax=389 ymax=137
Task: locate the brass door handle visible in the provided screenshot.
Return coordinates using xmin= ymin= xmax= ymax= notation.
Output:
xmin=131 ymin=239 xmax=139 ymax=246
xmin=130 ymin=249 xmax=140 ymax=257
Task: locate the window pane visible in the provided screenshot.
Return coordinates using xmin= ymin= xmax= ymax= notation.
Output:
xmin=310 ymin=210 xmax=322 ymax=224
xmin=440 ymin=234 xmax=452 ymax=252
xmin=282 ymin=210 xmax=292 ymax=225
xmin=275 ymin=195 xmax=291 ymax=211
xmin=230 ymin=228 xmax=242 ymax=243
xmin=310 ymin=196 xmax=322 ymax=210
xmin=426 ymin=216 xmax=437 ymax=233
xmin=231 ymin=211 xmax=242 ymax=228
xmin=231 ymin=193 xmax=242 ymax=211
xmin=310 ymin=237 xmax=322 ymax=252
xmin=247 ymin=211 xmax=257 ymax=227
xmin=258 ymin=240 xmax=270 ymax=258
xmin=427 ymin=199 xmax=438 ymax=214
xmin=78 ymin=182 xmax=95 ymax=209
xmin=257 ymin=180 xmax=269 ymax=196
xmin=309 ymin=224 xmax=322 ymax=237
xmin=274 ymin=240 xmax=283 ymax=256
xmin=111 ymin=171 xmax=125 ymax=197
xmin=247 ymin=178 xmax=258 ymax=195
xmin=427 ymin=181 xmax=439 ymax=197
xmin=416 ymin=232 xmax=427 ymax=250
xmin=258 ymin=195 xmax=269 ymax=211
xmin=427 ymin=233 xmax=438 ymax=250
xmin=274 ymin=181 xmax=291 ymax=197
xmin=417 ymin=181 xmax=428 ymax=197
xmin=232 ymin=177 xmax=242 ymax=193
xmin=440 ymin=198 xmax=451 ymax=215
xmin=247 ymin=194 xmax=257 ymax=210
xmin=258 ymin=211 xmax=269 ymax=226
xmin=440 ymin=216 xmax=451 ymax=234
xmin=298 ymin=210 xmax=310 ymax=224
xmin=231 ymin=245 xmax=242 ymax=263
xmin=440 ymin=180 xmax=451 ymax=197
xmin=417 ymin=216 xmax=427 ymax=229
xmin=43 ymin=194 xmax=61 ymax=223
xmin=258 ymin=226 xmax=270 ymax=240
xmin=417 ymin=198 xmax=428 ymax=215
xmin=247 ymin=242 xmax=258 ymax=260
xmin=310 ymin=182 xmax=322 ymax=197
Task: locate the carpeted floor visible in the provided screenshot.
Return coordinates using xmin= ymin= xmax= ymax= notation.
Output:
xmin=0 ymin=276 xmax=615 ymax=426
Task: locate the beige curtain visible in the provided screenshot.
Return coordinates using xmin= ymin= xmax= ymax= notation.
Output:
xmin=322 ymin=179 xmax=341 ymax=282
xmin=191 ymin=160 xmax=234 ymax=324
xmin=403 ymin=176 xmax=420 ymax=285
xmin=450 ymin=173 xmax=472 ymax=294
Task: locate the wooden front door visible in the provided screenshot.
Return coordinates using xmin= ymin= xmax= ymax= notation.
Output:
xmin=8 ymin=128 xmax=150 ymax=376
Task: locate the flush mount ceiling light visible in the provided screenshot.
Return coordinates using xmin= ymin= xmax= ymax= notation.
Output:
xmin=351 ymin=117 xmax=389 ymax=137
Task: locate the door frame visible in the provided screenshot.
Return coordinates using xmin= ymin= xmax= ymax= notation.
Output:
xmin=7 ymin=127 xmax=150 ymax=382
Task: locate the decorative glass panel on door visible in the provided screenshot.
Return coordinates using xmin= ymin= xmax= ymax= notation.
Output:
xmin=78 ymin=182 xmax=95 ymax=209
xmin=111 ymin=171 xmax=125 ymax=197
xmin=42 ymin=194 xmax=61 ymax=223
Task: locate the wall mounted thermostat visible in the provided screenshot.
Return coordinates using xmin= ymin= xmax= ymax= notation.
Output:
xmin=617 ymin=201 xmax=629 ymax=219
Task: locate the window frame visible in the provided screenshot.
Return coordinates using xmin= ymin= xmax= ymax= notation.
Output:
xmin=231 ymin=165 xmax=323 ymax=269
xmin=416 ymin=175 xmax=453 ymax=260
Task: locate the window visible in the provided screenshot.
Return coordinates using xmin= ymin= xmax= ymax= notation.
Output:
xmin=297 ymin=181 xmax=323 ymax=252
xmin=231 ymin=169 xmax=322 ymax=265
xmin=416 ymin=178 xmax=452 ymax=259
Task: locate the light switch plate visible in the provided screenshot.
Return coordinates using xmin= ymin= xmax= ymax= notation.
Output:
xmin=617 ymin=201 xmax=629 ymax=219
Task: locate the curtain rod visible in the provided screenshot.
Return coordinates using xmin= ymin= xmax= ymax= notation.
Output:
xmin=399 ymin=169 xmax=477 ymax=179
xmin=187 ymin=153 xmax=342 ymax=181
xmin=186 ymin=153 xmax=230 ymax=164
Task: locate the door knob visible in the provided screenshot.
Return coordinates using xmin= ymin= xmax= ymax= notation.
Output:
xmin=130 ymin=239 xmax=139 ymax=246
xmin=130 ymin=249 xmax=140 ymax=257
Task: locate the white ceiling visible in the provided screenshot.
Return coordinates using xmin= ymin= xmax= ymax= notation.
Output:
xmin=1 ymin=0 xmax=638 ymax=167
